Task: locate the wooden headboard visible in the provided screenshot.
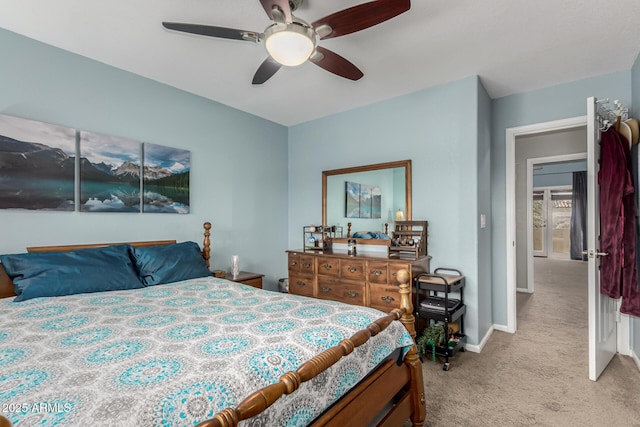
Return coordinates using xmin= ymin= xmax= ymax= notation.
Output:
xmin=0 ymin=222 xmax=212 ymax=299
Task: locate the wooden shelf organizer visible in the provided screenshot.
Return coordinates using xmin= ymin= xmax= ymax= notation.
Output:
xmin=389 ymin=220 xmax=428 ymax=259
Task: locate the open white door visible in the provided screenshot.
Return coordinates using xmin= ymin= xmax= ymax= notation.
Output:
xmin=586 ymin=96 xmax=617 ymax=381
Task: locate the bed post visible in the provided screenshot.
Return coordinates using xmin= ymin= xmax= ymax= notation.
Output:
xmin=203 ymin=222 xmax=211 ymax=268
xmin=397 ymin=269 xmax=426 ymax=427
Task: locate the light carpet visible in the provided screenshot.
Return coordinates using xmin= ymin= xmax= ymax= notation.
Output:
xmin=415 ymin=258 xmax=640 ymax=427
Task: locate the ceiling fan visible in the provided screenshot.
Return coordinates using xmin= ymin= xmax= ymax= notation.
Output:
xmin=162 ymin=0 xmax=411 ymax=85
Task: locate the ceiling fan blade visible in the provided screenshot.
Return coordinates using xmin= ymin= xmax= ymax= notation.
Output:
xmin=259 ymin=0 xmax=292 ymax=23
xmin=162 ymin=22 xmax=260 ymax=42
xmin=312 ymin=0 xmax=410 ymax=40
xmin=309 ymin=46 xmax=363 ymax=81
xmin=252 ymin=56 xmax=282 ymax=85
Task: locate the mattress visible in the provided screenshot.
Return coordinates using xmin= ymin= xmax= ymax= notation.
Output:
xmin=0 ymin=276 xmax=413 ymax=426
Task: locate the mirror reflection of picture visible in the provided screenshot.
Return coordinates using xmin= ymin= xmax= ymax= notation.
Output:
xmin=345 ymin=181 xmax=381 ymax=219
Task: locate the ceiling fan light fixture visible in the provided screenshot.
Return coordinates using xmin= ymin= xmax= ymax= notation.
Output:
xmin=264 ymin=23 xmax=316 ymax=67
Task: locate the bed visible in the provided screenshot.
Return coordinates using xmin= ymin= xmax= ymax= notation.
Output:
xmin=0 ymin=222 xmax=425 ymax=427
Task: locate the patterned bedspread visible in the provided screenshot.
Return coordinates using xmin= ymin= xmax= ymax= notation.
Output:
xmin=0 ymin=276 xmax=413 ymax=426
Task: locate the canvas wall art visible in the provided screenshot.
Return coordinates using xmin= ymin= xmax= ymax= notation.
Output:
xmin=142 ymin=143 xmax=190 ymax=213
xmin=0 ymin=114 xmax=76 ymax=210
xmin=345 ymin=181 xmax=381 ymax=219
xmin=0 ymin=114 xmax=191 ymax=214
xmin=79 ymin=130 xmax=142 ymax=212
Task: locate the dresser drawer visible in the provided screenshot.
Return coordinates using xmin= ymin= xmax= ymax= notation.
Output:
xmin=288 ymin=253 xmax=301 ymax=272
xmin=299 ymin=255 xmax=316 ymax=274
xmin=317 ymin=257 xmax=340 ymax=277
xmin=340 ymin=259 xmax=366 ymax=281
xmin=370 ymin=283 xmax=401 ymax=311
xmin=317 ymin=277 xmax=366 ymax=306
xmin=389 ymin=262 xmax=412 ymax=284
xmin=289 ymin=273 xmax=315 ymax=297
xmin=367 ymin=262 xmax=389 ymax=284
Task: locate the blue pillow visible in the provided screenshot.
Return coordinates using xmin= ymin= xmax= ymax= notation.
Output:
xmin=371 ymin=233 xmax=391 ymax=240
xmin=0 ymin=245 xmax=144 ymax=302
xmin=353 ymin=232 xmax=373 ymax=239
xmin=132 ymin=241 xmax=211 ymax=286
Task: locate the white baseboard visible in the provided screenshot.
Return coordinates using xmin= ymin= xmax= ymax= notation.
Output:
xmin=464 ymin=325 xmax=498 ymax=353
xmin=493 ymin=323 xmax=512 ymax=333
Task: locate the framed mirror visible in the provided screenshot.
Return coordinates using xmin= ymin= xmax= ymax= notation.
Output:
xmin=322 ymin=160 xmax=411 ymax=244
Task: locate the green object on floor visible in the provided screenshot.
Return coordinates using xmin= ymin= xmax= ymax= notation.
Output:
xmin=417 ymin=324 xmax=447 ymax=362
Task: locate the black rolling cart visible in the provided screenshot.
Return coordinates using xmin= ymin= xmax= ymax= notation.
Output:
xmin=414 ymin=268 xmax=466 ymax=371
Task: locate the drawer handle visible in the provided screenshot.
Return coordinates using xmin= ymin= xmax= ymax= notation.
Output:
xmin=291 ymin=261 xmax=298 ymax=266
xmin=381 ymin=296 xmax=395 ymax=304
xmin=347 ymin=267 xmax=357 ymax=273
xmin=392 ymin=271 xmax=397 ymax=277
xmin=322 ymin=286 xmax=332 ymax=292
xmin=323 ymin=264 xmax=332 ymax=270
xmin=303 ymin=262 xmax=311 ymax=268
xmin=346 ymin=290 xmax=359 ymax=298
xmin=296 ymin=281 xmax=306 ymax=287
xmin=372 ymin=270 xmax=382 ymax=276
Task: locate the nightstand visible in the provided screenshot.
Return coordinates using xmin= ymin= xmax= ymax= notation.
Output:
xmin=225 ymin=271 xmax=264 ymax=289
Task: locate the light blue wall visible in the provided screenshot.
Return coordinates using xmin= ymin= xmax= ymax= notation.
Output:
xmin=0 ymin=29 xmax=289 ymax=290
xmin=632 ymin=53 xmax=640 ymax=357
xmin=491 ymin=71 xmax=632 ymax=326
xmin=289 ymin=76 xmax=484 ymax=344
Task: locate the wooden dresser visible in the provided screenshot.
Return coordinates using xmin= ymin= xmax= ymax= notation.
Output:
xmin=286 ymin=249 xmax=430 ymax=312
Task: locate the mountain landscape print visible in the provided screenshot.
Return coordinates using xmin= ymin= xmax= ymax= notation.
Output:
xmin=79 ymin=130 xmax=142 ymax=212
xmin=143 ymin=143 xmax=190 ymax=213
xmin=0 ymin=113 xmax=191 ymax=214
xmin=0 ymin=114 xmax=76 ymax=210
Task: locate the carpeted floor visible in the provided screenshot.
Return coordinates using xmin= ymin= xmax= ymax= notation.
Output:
xmin=416 ymin=257 xmax=640 ymax=427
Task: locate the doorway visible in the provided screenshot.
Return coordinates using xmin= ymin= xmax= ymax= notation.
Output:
xmin=525 ymin=155 xmax=588 ymax=293
xmin=504 ymin=116 xmax=587 ymax=333
xmin=506 ymin=112 xmax=631 ymax=380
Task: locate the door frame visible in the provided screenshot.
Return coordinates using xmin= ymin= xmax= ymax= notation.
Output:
xmin=506 ymin=115 xmax=630 ymax=353
xmin=526 ymin=154 xmax=587 ymax=293
xmin=505 ymin=116 xmax=587 ymax=333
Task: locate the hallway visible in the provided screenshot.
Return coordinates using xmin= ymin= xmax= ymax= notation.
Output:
xmin=517 ymin=257 xmax=588 ymax=332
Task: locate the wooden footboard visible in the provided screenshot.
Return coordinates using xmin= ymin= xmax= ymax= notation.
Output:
xmin=197 ymin=270 xmax=426 ymax=427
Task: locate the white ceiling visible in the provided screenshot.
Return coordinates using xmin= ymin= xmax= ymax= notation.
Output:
xmin=2 ymin=0 xmax=640 ymax=126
